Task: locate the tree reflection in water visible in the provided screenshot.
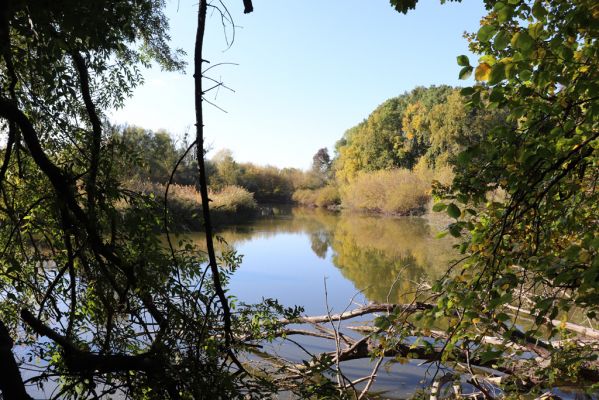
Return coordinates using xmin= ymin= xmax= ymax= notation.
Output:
xmin=182 ymin=206 xmax=456 ymax=305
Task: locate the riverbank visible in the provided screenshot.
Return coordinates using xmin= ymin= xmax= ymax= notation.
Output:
xmin=121 ymin=181 xmax=260 ymax=231
xmin=121 ymin=177 xmax=453 ymax=232
xmin=292 ymin=168 xmax=451 ymax=217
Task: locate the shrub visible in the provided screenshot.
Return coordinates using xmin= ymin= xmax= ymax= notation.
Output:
xmin=292 ymin=186 xmax=340 ymax=208
xmin=238 ymin=164 xmax=294 ymax=203
xmin=315 ymin=186 xmax=340 ymax=208
xmin=413 ymin=157 xmax=455 ymax=188
xmin=211 ymin=185 xmax=257 ymax=212
xmin=341 ymin=169 xmax=429 ymax=215
xmin=292 ymin=188 xmax=315 ymax=205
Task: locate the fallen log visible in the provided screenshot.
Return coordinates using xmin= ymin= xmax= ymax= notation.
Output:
xmin=506 ymin=305 xmax=599 ymax=339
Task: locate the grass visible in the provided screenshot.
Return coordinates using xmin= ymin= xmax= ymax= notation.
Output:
xmin=211 ymin=185 xmax=258 ymax=212
xmin=122 ymin=180 xmax=257 ymax=230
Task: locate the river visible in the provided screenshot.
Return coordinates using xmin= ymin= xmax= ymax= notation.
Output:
xmin=179 ymin=206 xmax=458 ymax=398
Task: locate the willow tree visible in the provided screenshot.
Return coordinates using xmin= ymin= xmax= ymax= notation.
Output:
xmin=0 ymin=0 xmax=281 ymax=399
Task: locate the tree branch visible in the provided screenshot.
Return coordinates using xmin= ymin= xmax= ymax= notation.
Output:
xmin=72 ymin=51 xmax=103 ymax=217
xmin=21 ymin=309 xmax=160 ymax=374
xmin=0 ymin=320 xmax=32 ymax=400
xmin=279 ymin=302 xmax=431 ymax=324
xmin=194 ymin=0 xmax=236 ymax=357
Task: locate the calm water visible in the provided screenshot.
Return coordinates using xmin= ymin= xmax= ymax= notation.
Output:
xmin=181 ymin=206 xmax=458 ymax=398
xmin=186 ymin=207 xmax=455 ymax=311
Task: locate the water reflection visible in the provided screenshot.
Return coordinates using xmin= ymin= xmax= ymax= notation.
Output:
xmin=328 ymin=212 xmax=454 ymax=303
xmin=177 ymin=207 xmax=455 ymax=306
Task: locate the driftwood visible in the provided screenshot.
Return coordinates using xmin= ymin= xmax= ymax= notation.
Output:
xmin=506 ymin=304 xmax=599 ymax=339
xmin=261 ymin=302 xmax=599 ymax=398
xmin=279 ymin=302 xmax=431 ymax=324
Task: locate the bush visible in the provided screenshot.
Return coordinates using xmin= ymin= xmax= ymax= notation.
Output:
xmin=315 ymin=186 xmax=340 ymax=207
xmin=413 ymin=157 xmax=455 ymax=188
xmin=292 ymin=189 xmax=314 ymax=205
xmin=293 ymin=185 xmax=340 ymax=208
xmin=341 ymin=169 xmax=429 ymax=215
xmin=211 ymin=185 xmax=257 ymax=212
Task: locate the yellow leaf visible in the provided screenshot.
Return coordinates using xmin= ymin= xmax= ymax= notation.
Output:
xmin=475 ymin=63 xmax=492 ymax=81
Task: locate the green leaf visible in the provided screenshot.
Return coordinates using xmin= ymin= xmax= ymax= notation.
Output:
xmin=374 ymin=316 xmax=391 ymax=330
xmin=478 ymin=25 xmax=497 ymax=43
xmin=459 ymin=66 xmax=473 ymax=80
xmin=436 ymin=231 xmax=449 ymax=239
xmin=496 ymin=313 xmax=510 ymax=322
xmin=488 ymin=63 xmax=506 ymax=85
xmin=457 ymin=55 xmax=470 ymax=66
xmin=528 ymin=22 xmax=544 ymax=39
xmin=497 ymin=5 xmax=514 ymax=23
xmin=532 ymin=1 xmax=547 ymax=20
xmin=460 ymin=87 xmax=475 ymax=96
xmin=447 ymin=203 xmax=461 ymax=219
xmin=512 ymin=31 xmax=535 ymax=52
xmin=519 ymin=69 xmax=532 ymax=81
xmin=557 ymin=45 xmax=574 ymax=61
xmin=449 ymin=224 xmax=462 ymax=237
xmin=389 ymin=0 xmax=419 ymax=14
xmin=489 ymin=87 xmax=505 ymax=102
xmin=494 ymin=30 xmax=510 ymax=50
xmin=505 ymin=62 xmax=518 ymax=79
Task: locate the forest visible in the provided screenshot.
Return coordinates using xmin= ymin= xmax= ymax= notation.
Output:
xmin=0 ymin=0 xmax=597 ymax=399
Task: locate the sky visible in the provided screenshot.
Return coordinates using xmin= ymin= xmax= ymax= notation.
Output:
xmin=111 ymin=0 xmax=488 ymax=170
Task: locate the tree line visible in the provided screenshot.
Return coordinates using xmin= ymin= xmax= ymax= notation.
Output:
xmin=295 ymin=85 xmax=507 ymax=214
xmin=112 ymin=126 xmax=306 ymax=197
xmin=111 ymin=84 xmax=506 ymax=217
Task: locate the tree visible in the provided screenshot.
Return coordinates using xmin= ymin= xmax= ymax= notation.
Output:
xmin=334 ymin=87 xmax=443 ymax=182
xmin=0 ymin=0 xmax=276 ymax=398
xmin=416 ymin=0 xmax=599 ymax=392
xmin=308 ymin=147 xmax=332 ymax=188
xmin=389 ymin=0 xmax=462 ymax=14
xmin=112 ymin=125 xmax=188 ymax=184
xmin=312 ymin=147 xmax=331 ymax=175
xmin=332 ymin=85 xmax=497 ymax=183
xmin=211 ymin=148 xmax=242 ymax=188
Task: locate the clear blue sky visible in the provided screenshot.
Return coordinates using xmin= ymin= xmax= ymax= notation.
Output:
xmin=111 ymin=0 xmax=486 ymax=170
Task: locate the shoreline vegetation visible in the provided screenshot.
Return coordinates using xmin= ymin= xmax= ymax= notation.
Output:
xmin=122 ymin=181 xmax=259 ymax=230
xmin=116 ymin=85 xmax=495 ymax=220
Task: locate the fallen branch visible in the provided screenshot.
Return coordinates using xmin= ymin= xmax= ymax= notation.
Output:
xmin=270 ymin=303 xmax=599 ymax=391
xmin=21 ymin=309 xmax=159 ymax=374
xmin=280 ymin=302 xmax=431 ymax=324
xmin=506 ymin=305 xmax=599 ymax=339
